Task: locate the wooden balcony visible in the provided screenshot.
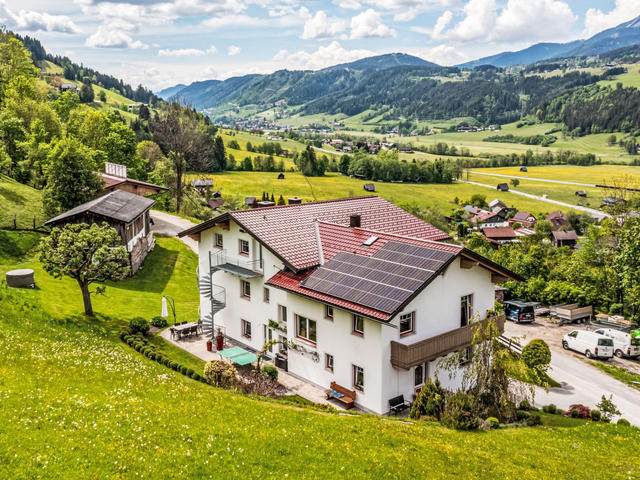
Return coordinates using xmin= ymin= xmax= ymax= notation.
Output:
xmin=390 ymin=315 xmax=504 ymax=370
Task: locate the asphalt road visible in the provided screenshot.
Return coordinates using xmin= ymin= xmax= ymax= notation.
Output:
xmin=456 ymin=178 xmax=609 ymax=220
xmin=150 ymin=210 xmax=199 ymax=254
xmin=505 ymin=321 xmax=640 ymax=424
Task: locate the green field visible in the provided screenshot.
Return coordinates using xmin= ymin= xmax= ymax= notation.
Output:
xmin=186 ymin=170 xmax=576 ymax=215
xmin=1 ymin=229 xmax=638 ymax=479
xmin=472 ymin=165 xmax=640 ymax=187
xmin=0 ymin=175 xmax=44 ymax=229
xmin=598 ymin=64 xmax=640 ymax=89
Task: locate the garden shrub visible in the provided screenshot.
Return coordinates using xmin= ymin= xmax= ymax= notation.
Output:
xmin=542 ymin=404 xmax=557 ymax=414
xmin=526 ymin=413 xmax=542 ymax=426
xmin=590 ymin=409 xmax=602 ymax=422
xmin=185 ymin=368 xmax=195 ymax=377
xmin=203 ymin=360 xmax=238 ymax=389
xmin=261 ymin=365 xmax=278 ymax=381
xmin=129 ymin=317 xmax=150 ymax=335
xmin=516 ymin=410 xmax=530 ymax=421
xmin=441 ymin=392 xmax=480 ymax=430
xmin=410 ymin=377 xmax=446 ymax=420
xmin=151 ymin=316 xmax=168 ymax=328
xmin=518 ymin=400 xmax=536 ymax=411
xmin=617 ymin=418 xmax=630 ymax=426
xmin=602 ymin=416 xmax=611 ymax=423
xmin=485 ymin=417 xmax=499 ymax=429
xmin=522 ymin=339 xmax=551 ymax=372
xmin=170 ymin=361 xmax=178 ymax=371
xmin=565 ymin=404 xmax=590 ymax=419
xmin=134 ymin=343 xmax=143 ymax=352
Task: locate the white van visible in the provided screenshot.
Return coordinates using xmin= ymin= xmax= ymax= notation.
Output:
xmin=594 ymin=328 xmax=640 ymax=358
xmin=562 ymin=330 xmax=614 ymax=360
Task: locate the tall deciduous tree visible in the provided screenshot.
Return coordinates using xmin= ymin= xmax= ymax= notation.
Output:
xmin=79 ymin=81 xmax=94 ymax=103
xmin=42 ymin=137 xmax=103 ymax=217
xmin=151 ymin=103 xmax=211 ymax=212
xmin=39 ymin=223 xmax=130 ymax=316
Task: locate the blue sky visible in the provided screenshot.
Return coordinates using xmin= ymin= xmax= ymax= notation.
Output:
xmin=0 ymin=0 xmax=637 ymax=91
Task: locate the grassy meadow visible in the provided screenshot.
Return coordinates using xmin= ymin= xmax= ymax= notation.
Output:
xmin=471 ymin=165 xmax=640 ymax=187
xmin=186 ymin=170 xmax=578 ymax=215
xmin=0 ymin=175 xmax=45 ymax=229
xmin=1 ymin=229 xmax=639 ymax=479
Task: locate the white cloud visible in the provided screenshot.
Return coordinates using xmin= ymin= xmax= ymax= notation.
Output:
xmin=228 ymin=45 xmax=241 ymax=56
xmin=493 ymin=0 xmax=576 ymax=42
xmin=332 ymin=0 xmax=361 ymax=8
xmin=584 ymin=0 xmax=640 ymax=38
xmin=85 ymin=26 xmax=148 ymax=49
xmin=302 ymin=10 xmax=347 ymax=39
xmin=0 ymin=2 xmax=80 ymax=34
xmin=433 ymin=0 xmax=576 ymax=43
xmin=273 ymin=41 xmax=374 ymax=70
xmin=350 ymin=9 xmax=396 ymax=39
xmin=421 ymin=44 xmax=467 ymax=65
xmin=158 ymin=45 xmax=216 ymax=56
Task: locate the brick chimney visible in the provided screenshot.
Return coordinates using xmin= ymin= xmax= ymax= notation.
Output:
xmin=349 ymin=214 xmax=361 ymax=228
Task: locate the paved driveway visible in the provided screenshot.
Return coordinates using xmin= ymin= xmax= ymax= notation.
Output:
xmin=150 ymin=210 xmax=199 ymax=254
xmin=505 ymin=320 xmax=640 ymax=424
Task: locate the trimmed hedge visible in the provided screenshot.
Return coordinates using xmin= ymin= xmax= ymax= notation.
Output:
xmin=120 ymin=331 xmax=207 ymax=384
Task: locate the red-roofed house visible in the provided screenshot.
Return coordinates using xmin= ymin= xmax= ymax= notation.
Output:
xmin=179 ymin=196 xmax=518 ymax=414
xmin=509 ymin=211 xmax=537 ymax=228
xmin=100 ymin=162 xmax=167 ymax=197
xmin=481 ymin=227 xmax=518 ymax=245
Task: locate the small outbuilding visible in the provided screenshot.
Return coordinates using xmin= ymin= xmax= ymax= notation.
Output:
xmin=191 ymin=178 xmax=214 ymax=195
xmin=363 ymin=183 xmax=375 ymax=192
xmin=575 ymin=190 xmax=587 ymax=197
xmin=102 ymin=162 xmax=168 ymax=197
xmin=288 ymin=197 xmax=302 ymax=205
xmin=552 ymin=230 xmax=578 ymax=248
xmin=497 ymin=183 xmax=509 ymax=192
xmin=44 ymin=190 xmax=155 ymax=274
xmin=277 ymin=173 xmax=285 ymax=180
xmin=520 ymin=166 xmax=528 ymax=172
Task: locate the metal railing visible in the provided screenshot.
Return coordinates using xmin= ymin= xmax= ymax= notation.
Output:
xmin=210 ymin=249 xmax=263 ymax=273
xmin=390 ymin=315 xmax=505 ymax=370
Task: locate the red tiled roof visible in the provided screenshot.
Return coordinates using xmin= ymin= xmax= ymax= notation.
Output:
xmin=181 ymin=196 xmax=450 ymax=271
xmin=481 ymin=227 xmax=516 ymax=239
xmin=100 ymin=173 xmax=168 ymax=191
xmin=318 ymin=221 xmax=460 ymax=262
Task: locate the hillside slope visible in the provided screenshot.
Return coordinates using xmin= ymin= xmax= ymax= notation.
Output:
xmin=0 ymin=175 xmax=44 ymax=229
xmin=1 ymin=272 xmax=638 ymax=478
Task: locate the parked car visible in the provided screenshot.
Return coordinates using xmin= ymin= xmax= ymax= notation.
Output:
xmin=503 ymin=300 xmax=537 ymax=323
xmin=594 ymin=328 xmax=640 ymax=358
xmin=562 ymin=330 xmax=614 ymax=360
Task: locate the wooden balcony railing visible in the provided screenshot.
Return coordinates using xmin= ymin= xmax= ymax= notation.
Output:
xmin=390 ymin=315 xmax=504 ymax=370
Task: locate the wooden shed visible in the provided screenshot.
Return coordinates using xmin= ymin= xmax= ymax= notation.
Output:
xmin=497 ymin=183 xmax=509 ymax=192
xmin=101 ymin=163 xmax=168 ymax=197
xmin=363 ymin=183 xmax=375 ymax=192
xmin=44 ymin=190 xmax=156 ymax=274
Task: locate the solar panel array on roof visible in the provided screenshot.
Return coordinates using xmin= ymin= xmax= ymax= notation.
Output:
xmin=301 ymin=241 xmax=456 ymax=314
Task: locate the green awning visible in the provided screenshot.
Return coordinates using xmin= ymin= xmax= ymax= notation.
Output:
xmin=219 ymin=346 xmax=258 ymax=366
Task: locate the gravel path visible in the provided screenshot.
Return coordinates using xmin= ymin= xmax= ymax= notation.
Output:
xmin=150 ymin=210 xmax=199 ymax=254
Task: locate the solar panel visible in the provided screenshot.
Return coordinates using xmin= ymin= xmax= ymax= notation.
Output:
xmin=301 ymin=242 xmax=456 ymax=314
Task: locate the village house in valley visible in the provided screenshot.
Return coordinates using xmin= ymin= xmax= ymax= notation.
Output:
xmin=179 ymin=197 xmax=518 ymax=414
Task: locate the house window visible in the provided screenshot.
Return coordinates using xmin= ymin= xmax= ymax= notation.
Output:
xmin=325 ymin=353 xmax=334 ymax=372
xmin=215 ymin=233 xmax=223 ymax=248
xmin=399 ymin=312 xmax=415 ymax=336
xmin=241 ymin=319 xmax=252 ymax=339
xmin=278 ymin=304 xmax=287 ymax=324
xmin=352 ymin=315 xmax=364 ymax=336
xmin=239 ymin=239 xmax=249 ymax=255
xmin=325 ymin=305 xmax=333 ymax=320
xmin=296 ymin=315 xmax=317 ymax=344
xmin=263 ymin=287 xmax=270 ymax=303
xmin=460 ymin=294 xmax=473 ymax=327
xmin=241 ymin=280 xmax=251 ymax=299
xmin=353 ymin=364 xmax=364 ymax=390
xmin=414 ymin=364 xmax=424 ymax=386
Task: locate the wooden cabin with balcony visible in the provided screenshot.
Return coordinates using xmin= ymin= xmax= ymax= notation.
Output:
xmin=44 ymin=190 xmax=156 ymax=274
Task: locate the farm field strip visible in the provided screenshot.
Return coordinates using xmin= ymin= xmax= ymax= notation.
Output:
xmin=468 ymin=170 xmax=596 ymax=187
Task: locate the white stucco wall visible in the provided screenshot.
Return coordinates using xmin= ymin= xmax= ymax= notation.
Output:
xmin=197 ymin=221 xmax=498 ymax=414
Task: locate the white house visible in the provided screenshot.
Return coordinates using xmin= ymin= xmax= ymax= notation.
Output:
xmin=179 ymin=196 xmax=517 ymax=414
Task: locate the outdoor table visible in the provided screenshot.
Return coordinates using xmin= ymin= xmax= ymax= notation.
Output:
xmin=172 ymin=322 xmax=199 ymax=339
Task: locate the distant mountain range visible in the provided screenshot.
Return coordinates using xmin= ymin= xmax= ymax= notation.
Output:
xmin=156 ymin=15 xmax=640 ymax=125
xmin=460 ymin=14 xmax=640 ymax=68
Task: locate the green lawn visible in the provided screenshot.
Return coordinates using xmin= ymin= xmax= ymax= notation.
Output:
xmin=0 ymin=174 xmax=45 ymax=229
xmin=187 ymin=170 xmax=574 ymax=215
xmin=0 ymin=230 xmax=638 ymax=478
xmin=598 ymin=64 xmax=640 ymax=89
